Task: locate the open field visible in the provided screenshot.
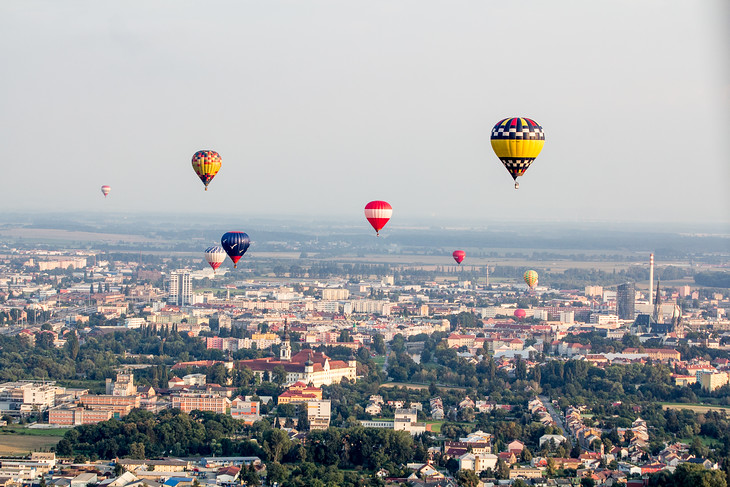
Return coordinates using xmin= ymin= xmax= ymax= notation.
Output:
xmin=661 ymin=403 xmax=730 ymax=414
xmin=380 ymin=382 xmax=429 ymax=391
xmin=372 ymin=356 xmax=386 ymax=370
xmin=2 ymin=426 xmax=69 ymax=436
xmin=380 ymin=382 xmax=466 ymax=392
xmin=0 ymin=432 xmax=63 ymax=455
xmin=680 ymin=435 xmax=723 ymax=448
xmin=427 ymin=420 xmax=446 ymax=433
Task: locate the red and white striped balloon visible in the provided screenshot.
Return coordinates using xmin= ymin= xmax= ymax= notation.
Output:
xmin=100 ymin=185 xmax=111 ymax=197
xmin=364 ymin=201 xmax=392 ymax=236
xmin=204 ymin=246 xmax=227 ymax=273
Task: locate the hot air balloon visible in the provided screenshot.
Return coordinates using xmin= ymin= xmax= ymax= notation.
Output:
xmin=221 ymin=231 xmax=250 ymax=268
xmin=514 ymin=308 xmax=527 ymax=319
xmin=204 ymin=246 xmax=226 ymax=273
xmin=524 ymin=270 xmax=538 ymax=289
xmin=490 ymin=117 xmax=545 ymax=189
xmin=364 ymin=201 xmax=392 ymax=236
xmin=192 ymin=150 xmax=222 ymax=191
xmin=452 ymin=250 xmax=466 ymax=265
xmin=101 ymin=185 xmax=111 ymax=197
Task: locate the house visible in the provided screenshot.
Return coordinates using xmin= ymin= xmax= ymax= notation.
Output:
xmin=216 ymin=466 xmax=240 ymax=483
xmin=365 ymin=403 xmax=382 ymax=415
xmin=99 ymin=472 xmax=138 ymax=487
xmin=393 ymin=408 xmax=426 ymax=435
xmin=499 ymin=452 xmax=517 ymax=465
xmin=70 ymin=474 xmax=98 ymax=487
xmin=458 ymin=453 xmax=498 ymax=474
xmin=539 ymin=435 xmax=567 ymax=447
xmin=458 ymin=396 xmax=475 ymax=410
xmin=509 ymin=467 xmax=543 ymax=479
xmin=507 ymin=440 xmax=524 ymax=454
xmin=162 ymin=478 xmax=194 ymax=487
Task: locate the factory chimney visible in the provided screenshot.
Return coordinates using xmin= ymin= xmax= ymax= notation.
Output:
xmin=649 ymin=253 xmax=654 ymax=305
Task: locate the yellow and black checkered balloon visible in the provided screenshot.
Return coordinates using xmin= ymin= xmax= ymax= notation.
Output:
xmin=192 ymin=150 xmax=222 ymax=191
xmin=490 ymin=117 xmax=545 ymax=184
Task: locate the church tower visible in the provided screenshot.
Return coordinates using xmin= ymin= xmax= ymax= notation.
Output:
xmin=280 ymin=319 xmax=292 ymax=361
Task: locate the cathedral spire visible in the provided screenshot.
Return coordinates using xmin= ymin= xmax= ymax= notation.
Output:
xmin=280 ymin=318 xmax=292 ymax=361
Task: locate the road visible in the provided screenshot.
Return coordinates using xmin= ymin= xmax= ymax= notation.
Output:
xmin=538 ymin=395 xmax=573 ymax=446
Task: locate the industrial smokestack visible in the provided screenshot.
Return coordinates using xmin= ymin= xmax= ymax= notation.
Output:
xmin=649 ymin=253 xmax=654 ymax=305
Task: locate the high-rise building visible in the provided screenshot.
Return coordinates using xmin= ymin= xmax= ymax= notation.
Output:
xmin=616 ymin=282 xmax=636 ymax=320
xmin=169 ymin=270 xmax=192 ymax=306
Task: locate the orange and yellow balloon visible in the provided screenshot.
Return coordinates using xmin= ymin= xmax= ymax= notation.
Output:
xmin=524 ymin=270 xmax=538 ymax=289
xmin=490 ymin=117 xmax=545 ymax=189
xmin=192 ymin=150 xmax=222 ymax=191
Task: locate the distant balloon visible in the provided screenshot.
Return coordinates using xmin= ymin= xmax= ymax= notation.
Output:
xmin=192 ymin=150 xmax=222 ymax=191
xmin=221 ymin=232 xmax=250 ymax=268
xmin=514 ymin=308 xmax=527 ymax=319
xmin=364 ymin=201 xmax=392 ymax=236
xmin=490 ymin=117 xmax=545 ymax=189
xmin=452 ymin=250 xmax=466 ymax=265
xmin=204 ymin=246 xmax=227 ymax=273
xmin=524 ymin=270 xmax=539 ymax=289
xmin=101 ymin=185 xmax=111 ymax=197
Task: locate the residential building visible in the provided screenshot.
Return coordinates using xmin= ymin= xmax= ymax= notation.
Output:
xmin=230 ymin=397 xmax=260 ymax=422
xmin=699 ymin=371 xmax=730 ymax=392
xmin=458 ymin=453 xmax=498 ymax=474
xmin=307 ymin=399 xmax=331 ymax=430
xmin=48 ymin=405 xmax=113 ymax=426
xmin=169 ymin=270 xmax=192 ymax=306
xmin=393 ymin=408 xmax=426 ymax=435
xmin=0 ymin=381 xmax=57 ymax=416
xmin=277 ymin=382 xmax=323 ymax=404
xmin=616 ymin=282 xmax=636 ymax=320
xmin=172 ymin=393 xmax=229 ymax=414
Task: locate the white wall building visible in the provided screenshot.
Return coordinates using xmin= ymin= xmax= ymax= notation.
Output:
xmin=169 ymin=270 xmax=192 ymax=306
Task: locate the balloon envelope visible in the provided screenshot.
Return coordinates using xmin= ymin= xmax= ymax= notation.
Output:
xmin=364 ymin=201 xmax=392 ymax=236
xmin=490 ymin=117 xmax=545 ymax=188
xmin=101 ymin=185 xmax=111 ymax=197
xmin=204 ymin=245 xmax=227 ymax=272
xmin=524 ymin=270 xmax=539 ymax=289
xmin=514 ymin=309 xmax=527 ymax=319
xmin=452 ymin=250 xmax=466 ymax=265
xmin=192 ymin=150 xmax=222 ymax=190
xmin=221 ymin=232 xmax=250 ymax=268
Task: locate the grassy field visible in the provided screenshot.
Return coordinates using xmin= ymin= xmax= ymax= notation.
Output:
xmin=427 ymin=420 xmax=446 ymax=433
xmin=1 ymin=426 xmax=69 ymax=436
xmin=380 ymin=382 xmax=466 ymax=392
xmin=380 ymin=382 xmax=429 ymax=391
xmin=679 ymin=435 xmax=722 ymax=448
xmin=0 ymin=428 xmax=66 ymax=455
xmin=372 ymin=356 xmax=386 ymax=370
xmin=661 ymin=403 xmax=730 ymax=414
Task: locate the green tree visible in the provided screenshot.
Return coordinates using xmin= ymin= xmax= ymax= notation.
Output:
xmin=266 ymin=462 xmax=288 ymax=485
xmin=456 ymin=469 xmax=480 ymax=487
xmin=496 ymin=459 xmax=510 ymax=479
xmin=129 ymin=442 xmax=145 ymax=460
xmin=272 ymin=365 xmax=287 ymax=387
xmin=373 ymin=334 xmax=386 ymax=355
xmin=263 ymin=428 xmax=291 ymax=463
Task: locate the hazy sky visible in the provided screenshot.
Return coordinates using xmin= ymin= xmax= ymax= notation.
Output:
xmin=1 ymin=1 xmax=728 ymax=227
